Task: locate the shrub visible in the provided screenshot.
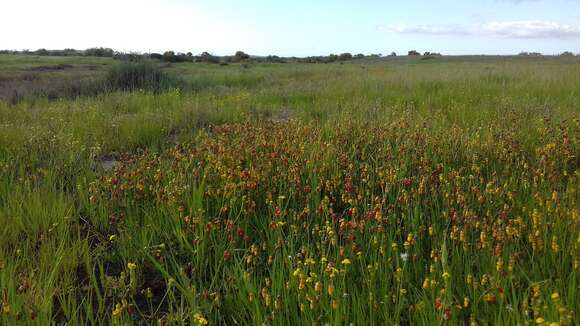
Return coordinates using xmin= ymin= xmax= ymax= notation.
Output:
xmin=113 ymin=52 xmax=144 ymax=61
xmin=34 ymin=48 xmax=50 ymax=56
xmin=149 ymin=53 xmax=163 ymax=60
xmin=339 ymin=53 xmax=353 ymax=61
xmin=234 ymin=51 xmax=250 ymax=62
xmin=162 ymin=51 xmax=178 ymax=62
xmin=196 ymin=52 xmax=220 ymax=64
xmin=85 ymin=47 xmax=114 ymax=57
xmin=264 ymin=55 xmax=286 ymax=63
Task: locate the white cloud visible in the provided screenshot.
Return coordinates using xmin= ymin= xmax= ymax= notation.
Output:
xmin=384 ymin=21 xmax=580 ymax=39
xmin=480 ymin=21 xmax=580 ymax=38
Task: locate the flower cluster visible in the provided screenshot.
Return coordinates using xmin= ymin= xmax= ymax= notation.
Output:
xmin=89 ymin=118 xmax=578 ymax=324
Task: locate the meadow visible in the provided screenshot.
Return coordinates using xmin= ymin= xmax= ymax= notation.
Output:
xmin=0 ymin=54 xmax=578 ymax=325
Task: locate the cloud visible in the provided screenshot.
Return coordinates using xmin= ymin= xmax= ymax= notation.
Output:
xmin=480 ymin=21 xmax=580 ymax=38
xmin=384 ymin=21 xmax=580 ymax=39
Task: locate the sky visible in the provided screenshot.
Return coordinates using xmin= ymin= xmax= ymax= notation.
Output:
xmin=1 ymin=0 xmax=579 ymax=56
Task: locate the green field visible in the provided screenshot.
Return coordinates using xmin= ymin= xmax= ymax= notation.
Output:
xmin=0 ymin=54 xmax=578 ymax=325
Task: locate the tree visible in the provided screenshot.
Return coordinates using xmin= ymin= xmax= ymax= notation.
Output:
xmin=390 ymin=52 xmax=397 ymax=57
xmin=326 ymin=54 xmax=339 ymax=63
xmin=149 ymin=53 xmax=163 ymax=60
xmin=34 ymin=48 xmax=49 ymax=56
xmin=408 ymin=50 xmax=420 ymax=56
xmin=85 ymin=47 xmax=114 ymax=57
xmin=234 ymin=51 xmax=250 ymax=61
xmin=265 ymin=55 xmax=285 ymax=63
xmin=339 ymin=53 xmax=353 ymax=61
xmin=197 ymin=52 xmax=220 ymax=64
xmin=162 ymin=51 xmax=177 ymax=62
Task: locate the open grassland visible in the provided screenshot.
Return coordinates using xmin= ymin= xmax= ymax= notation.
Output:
xmin=0 ymin=55 xmax=579 ymax=325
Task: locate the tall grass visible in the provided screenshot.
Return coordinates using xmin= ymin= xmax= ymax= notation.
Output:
xmin=0 ymin=60 xmax=183 ymax=103
xmin=104 ymin=61 xmax=183 ymax=93
xmin=0 ymin=56 xmax=578 ymax=324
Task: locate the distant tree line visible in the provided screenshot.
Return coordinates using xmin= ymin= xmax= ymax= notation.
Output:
xmin=407 ymin=50 xmax=442 ymax=56
xmin=0 ymin=47 xmax=115 ymax=57
xmin=518 ymin=52 xmax=543 ymax=57
xmin=292 ymin=53 xmax=382 ymax=64
xmin=1 ymin=48 xmax=578 ymax=62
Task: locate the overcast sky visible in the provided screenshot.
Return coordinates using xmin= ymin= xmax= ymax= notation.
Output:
xmin=2 ymin=0 xmax=579 ymax=56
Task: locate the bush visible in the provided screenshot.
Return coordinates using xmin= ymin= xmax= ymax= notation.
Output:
xmin=264 ymin=55 xmax=286 ymax=63
xmin=34 ymin=48 xmax=50 ymax=56
xmin=339 ymin=53 xmax=353 ymax=61
xmin=85 ymin=47 xmax=114 ymax=57
xmin=149 ymin=53 xmax=163 ymax=60
xmin=233 ymin=51 xmax=250 ymax=62
xmin=113 ymin=52 xmax=144 ymax=61
xmin=196 ymin=52 xmax=220 ymax=64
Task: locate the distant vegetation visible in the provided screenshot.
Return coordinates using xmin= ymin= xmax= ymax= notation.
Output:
xmin=2 ymin=47 xmax=579 ymax=65
xmin=0 ymin=48 xmax=413 ymax=64
xmin=103 ymin=61 xmax=183 ymax=92
xmin=0 ymin=47 xmax=115 ymax=57
xmin=518 ymin=52 xmax=543 ymax=56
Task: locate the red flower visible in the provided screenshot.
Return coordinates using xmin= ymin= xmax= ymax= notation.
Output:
xmin=435 ymin=297 xmax=443 ymax=310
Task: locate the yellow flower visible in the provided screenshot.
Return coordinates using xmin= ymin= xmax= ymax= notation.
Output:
xmin=535 ymin=317 xmax=545 ymax=324
xmin=194 ymin=313 xmax=208 ymax=325
xmin=299 ymin=279 xmax=306 ymax=290
xmin=315 ymin=282 xmax=322 ymax=292
xmin=341 ymin=258 xmax=351 ymax=266
xmin=2 ymin=302 xmax=10 ymax=315
xmin=328 ymin=284 xmax=335 ymax=296
xmin=112 ymin=303 xmax=123 ymax=316
xmin=442 ymin=272 xmax=451 ymax=280
xmin=127 ymin=262 xmax=137 ymax=270
xmin=422 ymin=278 xmax=430 ymax=289
xmin=292 ymin=268 xmax=301 ymax=277
xmin=551 ymin=292 xmax=560 ymax=301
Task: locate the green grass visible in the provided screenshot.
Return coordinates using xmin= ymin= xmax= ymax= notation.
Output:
xmin=0 ymin=54 xmax=112 ymax=72
xmin=0 ymin=54 xmax=578 ymax=325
